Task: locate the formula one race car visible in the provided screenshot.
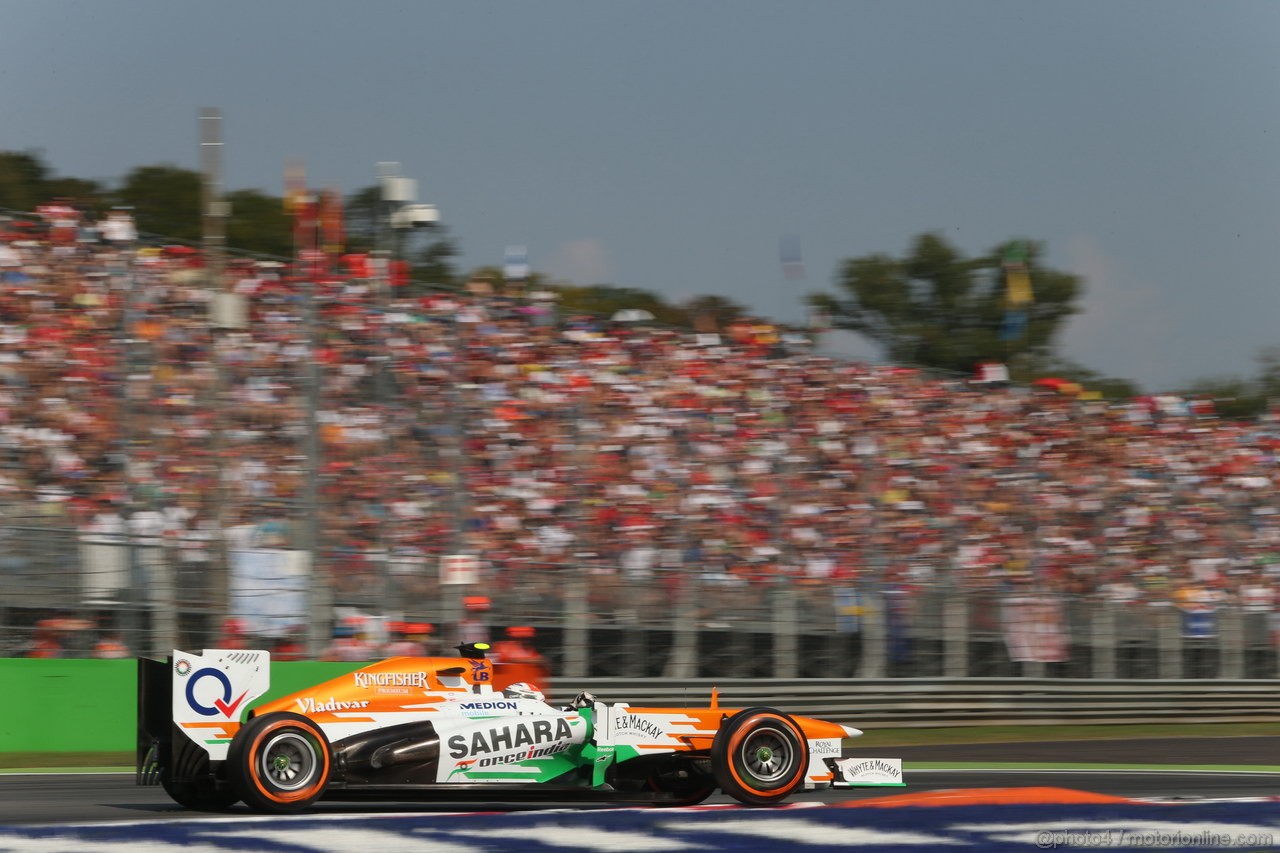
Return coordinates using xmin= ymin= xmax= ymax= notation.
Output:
xmin=137 ymin=645 xmax=903 ymax=813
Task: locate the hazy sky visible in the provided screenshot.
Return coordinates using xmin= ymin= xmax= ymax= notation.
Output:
xmin=4 ymin=1 xmax=1280 ymax=392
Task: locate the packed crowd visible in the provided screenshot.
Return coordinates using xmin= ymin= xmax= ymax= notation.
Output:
xmin=2 ymin=208 xmax=1279 ymax=661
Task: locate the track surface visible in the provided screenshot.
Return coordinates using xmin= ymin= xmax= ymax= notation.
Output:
xmin=852 ymin=736 xmax=1280 ymax=766
xmin=2 ymin=737 xmax=1277 ymax=826
xmin=2 ymin=769 xmax=1276 ymax=825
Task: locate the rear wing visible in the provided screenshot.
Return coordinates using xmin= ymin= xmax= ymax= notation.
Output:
xmin=136 ymin=649 xmax=271 ymax=784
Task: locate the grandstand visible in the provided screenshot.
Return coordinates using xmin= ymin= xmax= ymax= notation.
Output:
xmin=0 ymin=204 xmax=1277 ymax=678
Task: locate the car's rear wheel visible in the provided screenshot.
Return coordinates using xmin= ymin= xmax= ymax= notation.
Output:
xmin=711 ymin=707 xmax=808 ymax=805
xmin=228 ymin=712 xmax=331 ymax=814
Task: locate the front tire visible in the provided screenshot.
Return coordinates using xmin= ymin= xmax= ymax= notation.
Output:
xmin=710 ymin=707 xmax=808 ymax=805
xmin=227 ymin=712 xmax=331 ymax=814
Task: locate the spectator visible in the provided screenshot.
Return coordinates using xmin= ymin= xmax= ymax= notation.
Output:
xmin=92 ymin=632 xmax=130 ymax=659
xmin=491 ymin=625 xmax=546 ymax=668
xmin=4 ymin=201 xmax=1280 ymax=675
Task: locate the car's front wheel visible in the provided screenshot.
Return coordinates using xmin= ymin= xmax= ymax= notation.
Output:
xmin=710 ymin=707 xmax=808 ymax=805
xmin=227 ymin=712 xmax=331 ymax=813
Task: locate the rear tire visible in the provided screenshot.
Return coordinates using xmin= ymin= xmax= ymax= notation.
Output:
xmin=710 ymin=707 xmax=808 ymax=805
xmin=227 ymin=712 xmax=331 ymax=814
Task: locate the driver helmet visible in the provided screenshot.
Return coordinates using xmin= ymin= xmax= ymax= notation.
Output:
xmin=502 ymin=681 xmax=545 ymax=702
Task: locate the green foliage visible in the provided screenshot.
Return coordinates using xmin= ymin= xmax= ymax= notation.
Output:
xmin=45 ymin=177 xmax=106 ymax=211
xmin=114 ymin=164 xmax=202 ymax=242
xmin=342 ymin=185 xmax=459 ymax=292
xmin=681 ymin=294 xmax=749 ymax=330
xmin=342 ymin=185 xmax=381 ymax=254
xmin=1014 ymin=354 xmax=1142 ymax=399
xmin=225 ymin=189 xmax=294 ymax=258
xmin=810 ymin=232 xmax=1082 ymax=374
xmin=0 ymin=150 xmax=52 ymax=211
xmin=409 ymin=226 xmax=460 ymax=291
xmin=1254 ymin=346 xmax=1280 ymax=403
xmin=1176 ymin=376 xmax=1265 ymax=420
xmin=554 ymin=284 xmax=689 ymax=326
xmin=1169 ymin=348 xmax=1280 ymax=420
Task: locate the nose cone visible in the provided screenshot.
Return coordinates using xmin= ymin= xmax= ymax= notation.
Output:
xmin=842 ymin=725 xmax=864 ymax=738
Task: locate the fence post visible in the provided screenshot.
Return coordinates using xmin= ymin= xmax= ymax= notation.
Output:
xmin=665 ymin=574 xmax=698 ymax=678
xmin=1220 ymin=606 xmax=1243 ymax=679
xmin=562 ymin=566 xmax=589 ymax=679
xmin=1092 ymin=600 xmax=1116 ymax=679
xmin=773 ymin=584 xmax=798 ymax=674
xmin=859 ymin=589 xmax=885 ymax=678
xmin=943 ymin=592 xmax=967 ymax=677
xmin=145 ymin=545 xmax=178 ymax=654
xmin=1158 ymin=605 xmax=1182 ymax=679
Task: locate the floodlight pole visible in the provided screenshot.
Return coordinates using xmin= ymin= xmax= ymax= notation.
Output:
xmin=201 ymin=108 xmax=231 ymax=643
xmin=374 ymin=163 xmax=459 ymax=635
xmin=303 ymin=270 xmax=325 ymax=657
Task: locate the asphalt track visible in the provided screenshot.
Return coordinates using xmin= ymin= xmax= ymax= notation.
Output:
xmin=1 ymin=738 xmax=1277 ymax=825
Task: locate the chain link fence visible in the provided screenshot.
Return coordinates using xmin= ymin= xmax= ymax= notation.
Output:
xmin=2 ymin=505 xmax=1277 ymax=680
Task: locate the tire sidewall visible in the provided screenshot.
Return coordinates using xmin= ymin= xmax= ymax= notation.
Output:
xmin=711 ymin=707 xmax=808 ymax=805
xmin=228 ymin=712 xmax=331 ymax=813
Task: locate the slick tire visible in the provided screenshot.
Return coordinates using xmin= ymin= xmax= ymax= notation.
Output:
xmin=710 ymin=707 xmax=808 ymax=806
xmin=227 ymin=712 xmax=332 ymax=814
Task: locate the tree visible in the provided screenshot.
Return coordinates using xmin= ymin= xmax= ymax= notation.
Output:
xmin=1020 ymin=354 xmax=1142 ymax=399
xmin=45 ymin=177 xmax=107 ymax=210
xmin=681 ymin=294 xmax=749 ymax=332
xmin=225 ymin=189 xmax=294 ymax=258
xmin=0 ymin=150 xmax=53 ymax=211
xmin=342 ymin=185 xmax=381 ymax=254
xmin=1178 ymin=375 xmax=1265 ymax=420
xmin=115 ymin=164 xmax=202 ymax=242
xmin=809 ymin=233 xmax=1082 ymax=375
xmin=342 ymin=185 xmax=459 ymax=291
xmin=1173 ymin=346 xmax=1280 ymax=420
xmin=554 ymin=284 xmax=689 ymax=326
xmin=1254 ymin=346 xmax=1280 ymax=406
xmin=408 ymin=225 xmax=460 ymax=291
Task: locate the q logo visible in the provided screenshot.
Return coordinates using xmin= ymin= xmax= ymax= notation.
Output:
xmin=185 ymin=667 xmax=249 ymax=719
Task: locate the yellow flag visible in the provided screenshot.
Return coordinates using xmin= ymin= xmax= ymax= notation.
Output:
xmin=1006 ymin=266 xmax=1033 ymax=307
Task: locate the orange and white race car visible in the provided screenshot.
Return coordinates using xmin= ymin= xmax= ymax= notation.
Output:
xmin=137 ymin=644 xmax=902 ymax=813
